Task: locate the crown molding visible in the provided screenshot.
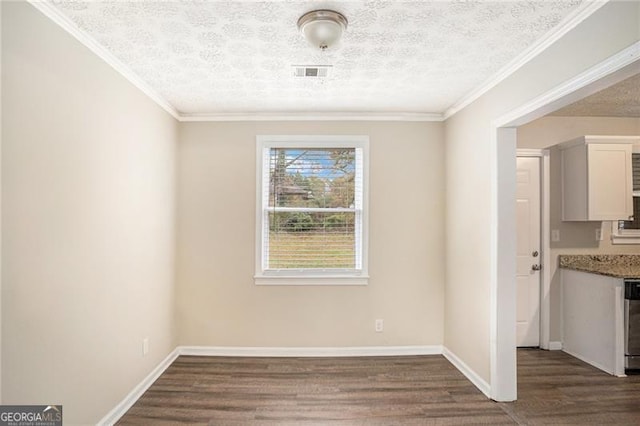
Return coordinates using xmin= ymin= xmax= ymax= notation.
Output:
xmin=178 ymin=111 xmax=444 ymax=122
xmin=30 ymin=0 xmax=607 ymax=124
xmin=443 ymin=0 xmax=609 ymax=120
xmin=516 ymin=148 xmax=548 ymax=158
xmin=493 ymin=40 xmax=639 ymax=129
xmin=27 ymin=0 xmax=180 ymax=120
xmin=27 ymin=1 xmax=442 ymax=123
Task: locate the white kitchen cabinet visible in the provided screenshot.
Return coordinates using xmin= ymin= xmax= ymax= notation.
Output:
xmin=561 ymin=136 xmax=638 ymax=221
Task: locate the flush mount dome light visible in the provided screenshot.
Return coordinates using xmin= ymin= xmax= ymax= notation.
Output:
xmin=297 ymin=10 xmax=348 ymax=51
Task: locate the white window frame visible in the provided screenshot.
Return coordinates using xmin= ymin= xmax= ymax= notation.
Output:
xmin=255 ymin=135 xmax=369 ymax=286
xmin=611 ymin=218 xmax=640 ymax=244
xmin=611 ymin=145 xmax=640 ymax=245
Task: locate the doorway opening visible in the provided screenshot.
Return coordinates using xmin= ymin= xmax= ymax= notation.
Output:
xmin=515 ymin=152 xmax=551 ymax=349
xmin=492 ymin=44 xmax=640 ymax=402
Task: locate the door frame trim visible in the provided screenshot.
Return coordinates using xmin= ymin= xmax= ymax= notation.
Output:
xmin=517 ymin=149 xmax=551 ymax=350
xmin=491 ymin=41 xmax=640 ymax=401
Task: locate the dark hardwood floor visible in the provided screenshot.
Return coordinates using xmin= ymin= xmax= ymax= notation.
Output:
xmin=117 ymin=349 xmax=640 ymax=425
xmin=500 ymin=349 xmax=640 ymax=425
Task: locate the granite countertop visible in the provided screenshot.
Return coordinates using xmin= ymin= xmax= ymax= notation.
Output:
xmin=559 ymin=254 xmax=640 ymax=279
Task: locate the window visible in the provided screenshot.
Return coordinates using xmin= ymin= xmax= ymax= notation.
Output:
xmin=255 ymin=136 xmax=369 ymax=285
xmin=612 ymin=151 xmax=640 ymax=244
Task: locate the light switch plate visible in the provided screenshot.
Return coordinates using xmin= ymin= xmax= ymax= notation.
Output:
xmin=551 ymin=229 xmax=560 ymax=242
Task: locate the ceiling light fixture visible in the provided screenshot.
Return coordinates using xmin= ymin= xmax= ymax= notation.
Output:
xmin=297 ymin=10 xmax=348 ymax=51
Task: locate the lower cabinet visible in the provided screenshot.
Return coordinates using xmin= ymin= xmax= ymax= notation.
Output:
xmin=562 ymin=269 xmax=625 ymax=376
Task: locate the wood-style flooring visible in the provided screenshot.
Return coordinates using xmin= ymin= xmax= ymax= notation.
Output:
xmin=117 ymin=349 xmax=640 ymax=425
xmin=501 ymin=349 xmax=640 ymax=424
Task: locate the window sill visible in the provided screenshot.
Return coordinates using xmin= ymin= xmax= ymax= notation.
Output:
xmin=611 ymin=220 xmax=640 ymax=245
xmin=254 ymin=275 xmax=369 ymax=286
xmin=610 ymin=222 xmax=640 ymax=245
xmin=611 ymin=234 xmax=640 ymax=245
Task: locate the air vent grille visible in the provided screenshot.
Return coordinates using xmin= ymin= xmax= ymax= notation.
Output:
xmin=292 ymin=65 xmax=332 ymax=78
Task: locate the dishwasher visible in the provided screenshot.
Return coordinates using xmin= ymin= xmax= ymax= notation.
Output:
xmin=625 ymin=280 xmax=640 ymax=373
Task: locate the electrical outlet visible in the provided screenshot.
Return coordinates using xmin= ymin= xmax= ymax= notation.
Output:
xmin=143 ymin=337 xmax=149 ymax=356
xmin=551 ymin=229 xmax=560 ymax=242
xmin=375 ymin=319 xmax=384 ymax=333
xmin=595 ymin=228 xmax=603 ymax=241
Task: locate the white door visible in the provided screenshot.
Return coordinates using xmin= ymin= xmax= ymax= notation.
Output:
xmin=516 ymin=157 xmax=541 ymax=347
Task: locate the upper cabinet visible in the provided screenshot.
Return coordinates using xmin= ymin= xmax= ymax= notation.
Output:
xmin=561 ymin=136 xmax=640 ymax=221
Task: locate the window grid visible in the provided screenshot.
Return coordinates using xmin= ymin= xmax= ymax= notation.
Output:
xmin=263 ymin=147 xmax=362 ymax=271
xmin=255 ymin=136 xmax=369 ymax=284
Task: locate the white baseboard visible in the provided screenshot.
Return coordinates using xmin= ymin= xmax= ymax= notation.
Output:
xmin=562 ymin=348 xmax=615 ymax=376
xmin=442 ymin=347 xmax=491 ymax=398
xmin=97 ymin=348 xmax=180 ymax=426
xmin=548 ymin=341 xmax=563 ymax=351
xmin=98 ymin=344 xmax=493 ymax=425
xmin=178 ymin=345 xmax=443 ymax=357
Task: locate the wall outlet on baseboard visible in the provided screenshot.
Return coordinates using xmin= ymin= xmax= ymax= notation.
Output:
xmin=375 ymin=319 xmax=384 ymax=333
xmin=143 ymin=337 xmax=149 ymax=356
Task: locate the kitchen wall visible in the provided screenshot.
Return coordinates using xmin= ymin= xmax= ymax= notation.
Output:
xmin=518 ymin=116 xmax=640 ymax=342
xmin=445 ymin=0 xmax=640 ymax=390
xmin=2 ymin=3 xmax=177 ymax=424
xmin=176 ymin=121 xmax=445 ymax=347
xmin=517 ymin=116 xmax=640 ymax=149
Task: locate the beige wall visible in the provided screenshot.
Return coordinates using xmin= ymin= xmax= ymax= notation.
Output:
xmin=445 ymin=0 xmax=640 ymax=385
xmin=176 ymin=121 xmax=445 ymax=347
xmin=2 ymin=3 xmax=177 ymax=424
xmin=2 ymin=0 xmax=638 ymax=419
xmin=518 ymin=116 xmax=640 ymax=342
xmin=517 ymin=116 xmax=640 ymax=149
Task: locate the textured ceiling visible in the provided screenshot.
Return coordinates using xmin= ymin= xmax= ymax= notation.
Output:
xmin=550 ymin=73 xmax=640 ymax=118
xmin=49 ymin=0 xmax=585 ymax=115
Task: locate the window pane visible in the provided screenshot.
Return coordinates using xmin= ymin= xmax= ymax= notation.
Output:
xmin=268 ymin=148 xmax=355 ymax=209
xmin=620 ymin=154 xmax=640 ymax=231
xmin=619 ymin=197 xmax=640 ymax=230
xmin=268 ymin=211 xmax=355 ymax=269
xmin=633 ymin=153 xmax=640 ymax=191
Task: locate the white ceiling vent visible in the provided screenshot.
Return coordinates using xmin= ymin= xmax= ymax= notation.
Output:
xmin=292 ymin=65 xmax=332 ymax=78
